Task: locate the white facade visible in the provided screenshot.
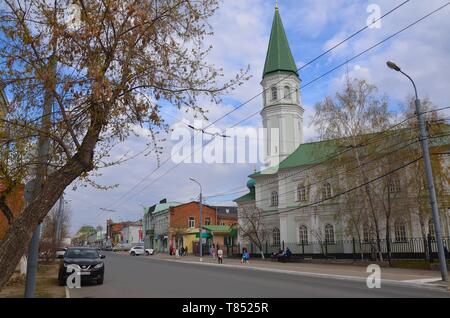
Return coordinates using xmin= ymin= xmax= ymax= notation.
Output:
xmin=261 ymin=73 xmax=304 ymax=166
xmin=121 ymin=225 xmax=142 ymax=244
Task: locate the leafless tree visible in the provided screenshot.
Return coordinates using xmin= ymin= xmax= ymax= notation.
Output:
xmin=0 ymin=0 xmax=249 ymax=288
xmin=238 ymin=206 xmax=268 ymax=259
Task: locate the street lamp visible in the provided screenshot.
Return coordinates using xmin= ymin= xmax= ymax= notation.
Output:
xmin=189 ymin=177 xmax=203 ymax=262
xmin=387 ymin=61 xmax=448 ymax=282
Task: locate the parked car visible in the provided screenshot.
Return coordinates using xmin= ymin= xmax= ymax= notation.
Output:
xmin=129 ymin=246 xmax=145 ymax=256
xmin=145 ymin=248 xmax=154 ymax=256
xmin=58 ymin=247 xmax=105 ymax=286
xmin=112 ymin=243 xmax=132 ymax=252
xmin=56 ymin=248 xmax=67 ymax=259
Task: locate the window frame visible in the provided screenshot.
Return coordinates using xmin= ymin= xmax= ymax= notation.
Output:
xmin=271 ymin=191 xmax=279 ymax=207
xmin=324 ymin=224 xmax=335 ymax=245
xmin=188 ymin=217 xmax=195 ymax=228
xmin=272 ymin=227 xmax=280 ymax=246
xmin=271 ymin=86 xmax=278 ymax=101
xmin=298 ymin=225 xmax=309 ymax=245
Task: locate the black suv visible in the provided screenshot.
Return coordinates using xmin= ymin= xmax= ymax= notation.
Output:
xmin=58 ymin=247 xmax=105 ymax=286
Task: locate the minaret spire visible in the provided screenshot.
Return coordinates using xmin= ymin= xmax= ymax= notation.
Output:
xmin=275 ymin=0 xmax=279 ymax=10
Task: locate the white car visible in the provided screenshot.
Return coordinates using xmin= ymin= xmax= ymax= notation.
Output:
xmin=55 ymin=248 xmax=67 ymax=259
xmin=129 ymin=246 xmax=145 ymax=256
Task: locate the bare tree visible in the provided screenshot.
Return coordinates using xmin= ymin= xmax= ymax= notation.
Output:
xmin=238 ymin=206 xmax=267 ymax=259
xmin=0 ymin=0 xmax=249 ymax=288
xmin=311 ymin=77 xmax=393 ymax=260
xmin=39 ymin=202 xmax=71 ymax=262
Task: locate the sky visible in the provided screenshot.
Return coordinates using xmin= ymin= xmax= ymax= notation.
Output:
xmin=66 ymin=0 xmax=450 ymax=235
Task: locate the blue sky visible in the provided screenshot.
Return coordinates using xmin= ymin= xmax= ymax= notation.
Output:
xmin=66 ymin=0 xmax=450 ymax=234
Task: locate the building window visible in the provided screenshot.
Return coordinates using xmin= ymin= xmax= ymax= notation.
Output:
xmin=297 ymin=185 xmax=307 ymax=202
xmin=363 ymin=223 xmax=373 ymax=243
xmin=325 ymin=224 xmax=335 ymax=244
xmin=284 ymin=86 xmax=291 ymax=100
xmin=322 ymin=183 xmax=332 ymax=199
xmin=271 ymin=86 xmax=278 ymax=101
xmin=188 ymin=217 xmax=195 ymax=228
xmin=299 ymin=225 xmax=308 ymax=245
xmin=394 ymin=220 xmax=407 ymax=242
xmin=272 ymin=227 xmax=280 ymax=246
xmin=428 ymin=218 xmax=435 ymax=240
xmin=271 ymin=191 xmax=278 ymax=206
xmin=205 ymin=217 xmax=211 ymax=226
xmin=388 ymin=176 xmax=401 ymax=193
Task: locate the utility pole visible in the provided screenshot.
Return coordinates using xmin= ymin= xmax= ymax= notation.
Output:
xmin=189 ymin=178 xmax=203 ymax=262
xmin=387 ymin=61 xmax=448 ymax=281
xmin=24 ymin=54 xmax=56 ymax=298
xmin=55 ymin=194 xmax=64 ymax=243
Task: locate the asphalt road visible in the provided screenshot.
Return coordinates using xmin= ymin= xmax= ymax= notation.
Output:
xmin=68 ymin=252 xmax=450 ymax=298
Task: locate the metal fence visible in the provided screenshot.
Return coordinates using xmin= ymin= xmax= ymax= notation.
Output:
xmin=226 ymin=236 xmax=450 ymax=261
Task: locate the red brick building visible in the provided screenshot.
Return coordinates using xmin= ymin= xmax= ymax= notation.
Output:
xmin=0 ymin=183 xmax=25 ymax=241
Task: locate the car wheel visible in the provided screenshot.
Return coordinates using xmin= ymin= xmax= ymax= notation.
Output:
xmin=97 ymin=276 xmax=104 ymax=285
xmin=131 ymin=251 xmax=135 ymax=256
xmin=145 ymin=251 xmax=149 ymax=256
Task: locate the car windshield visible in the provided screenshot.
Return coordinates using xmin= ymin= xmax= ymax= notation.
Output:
xmin=66 ymin=248 xmax=99 ymax=259
xmin=134 ymin=246 xmax=143 ymax=249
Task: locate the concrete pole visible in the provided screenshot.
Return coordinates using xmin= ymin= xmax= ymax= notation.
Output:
xmin=189 ymin=177 xmax=203 ymax=262
xmin=199 ymin=191 xmax=203 ymax=262
xmin=414 ymin=96 xmax=448 ymax=281
xmin=24 ymin=54 xmax=56 ymax=298
xmin=386 ymin=61 xmax=448 ymax=281
xmin=55 ymin=194 xmax=64 ymax=243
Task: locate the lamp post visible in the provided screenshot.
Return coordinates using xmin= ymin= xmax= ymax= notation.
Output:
xmin=189 ymin=177 xmax=203 ymax=262
xmin=387 ymin=61 xmax=448 ymax=281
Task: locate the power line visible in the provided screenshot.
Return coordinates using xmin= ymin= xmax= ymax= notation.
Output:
xmin=195 ymin=107 xmax=450 ymax=200
xmin=262 ymin=155 xmax=424 ymax=218
xmin=101 ymin=1 xmax=412 ymax=210
xmin=104 ymin=2 xmax=449 ymax=211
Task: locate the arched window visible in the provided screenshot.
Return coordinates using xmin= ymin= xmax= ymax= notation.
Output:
xmin=394 ymin=220 xmax=407 ymax=242
xmin=272 ymin=227 xmax=280 ymax=246
xmin=325 ymin=224 xmax=335 ymax=244
xmin=284 ymin=86 xmax=291 ymax=100
xmin=271 ymin=86 xmax=278 ymax=101
xmin=388 ymin=176 xmax=401 ymax=193
xmin=363 ymin=223 xmax=373 ymax=243
xmin=297 ymin=184 xmax=307 ymax=202
xmin=322 ymin=183 xmax=332 ymax=199
xmin=271 ymin=191 xmax=278 ymax=206
xmin=299 ymin=225 xmax=308 ymax=245
xmin=428 ymin=218 xmax=435 ymax=240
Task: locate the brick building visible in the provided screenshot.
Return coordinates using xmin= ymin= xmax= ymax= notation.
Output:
xmin=0 ymin=183 xmax=25 ymax=241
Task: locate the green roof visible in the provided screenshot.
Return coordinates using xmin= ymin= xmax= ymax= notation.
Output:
xmin=233 ymin=188 xmax=255 ymax=203
xmin=144 ymin=202 xmax=182 ymax=215
xmin=263 ymin=8 xmax=298 ymax=78
xmin=202 ymin=225 xmax=232 ymax=233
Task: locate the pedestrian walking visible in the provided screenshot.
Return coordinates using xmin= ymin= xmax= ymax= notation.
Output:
xmin=241 ymin=248 xmax=249 ymax=264
xmin=211 ymin=244 xmax=216 ymax=259
xmin=185 ymin=245 xmax=189 ymax=256
xmin=217 ymin=246 xmax=223 ymax=264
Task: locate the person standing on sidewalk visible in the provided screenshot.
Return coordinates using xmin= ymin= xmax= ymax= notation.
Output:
xmin=217 ymin=246 xmax=223 ymax=264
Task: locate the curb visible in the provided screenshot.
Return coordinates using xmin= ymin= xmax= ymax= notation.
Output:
xmin=155 ymin=257 xmax=449 ymax=292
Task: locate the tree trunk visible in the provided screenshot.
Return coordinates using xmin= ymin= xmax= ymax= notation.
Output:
xmin=0 ymin=110 xmax=103 ymax=289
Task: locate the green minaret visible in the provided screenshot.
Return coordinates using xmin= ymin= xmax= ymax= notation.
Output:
xmin=263 ymin=4 xmax=298 ymax=78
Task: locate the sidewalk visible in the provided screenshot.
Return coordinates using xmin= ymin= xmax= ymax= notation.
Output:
xmin=148 ymin=253 xmax=449 ymax=290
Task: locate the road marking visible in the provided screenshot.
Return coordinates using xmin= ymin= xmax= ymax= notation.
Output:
xmin=152 ymin=257 xmax=449 ymax=292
